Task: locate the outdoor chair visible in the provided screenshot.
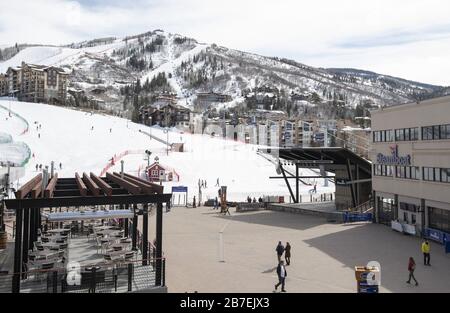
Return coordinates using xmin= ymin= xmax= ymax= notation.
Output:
xmin=36 ymin=262 xmax=55 ymax=282
xmin=120 ymin=238 xmax=131 ymax=243
xmin=124 ymin=252 xmax=135 ymax=262
xmin=95 ymin=237 xmax=104 ymax=255
xmin=103 ymin=254 xmax=113 ymax=263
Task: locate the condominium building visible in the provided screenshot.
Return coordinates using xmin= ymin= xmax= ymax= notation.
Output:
xmin=1 ymin=62 xmax=68 ymax=104
xmin=0 ymin=74 xmax=8 ymax=96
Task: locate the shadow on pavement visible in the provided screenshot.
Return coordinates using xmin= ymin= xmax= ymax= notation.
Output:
xmin=304 ymin=223 xmax=450 ymax=293
xmin=214 ymin=210 xmax=324 ymax=231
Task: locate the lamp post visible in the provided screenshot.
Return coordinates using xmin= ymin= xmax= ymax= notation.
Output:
xmin=163 ymin=128 xmax=169 ymax=156
xmin=145 ymin=150 xmax=152 ymax=167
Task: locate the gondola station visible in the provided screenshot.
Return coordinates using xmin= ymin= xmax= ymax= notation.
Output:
xmin=2 ymin=170 xmax=172 ymax=293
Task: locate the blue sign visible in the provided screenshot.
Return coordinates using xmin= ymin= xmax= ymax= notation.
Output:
xmin=344 ymin=212 xmax=373 ymax=223
xmin=377 ymin=145 xmax=411 ymax=166
xmin=358 ymin=282 xmax=379 ymax=294
xmin=425 ymin=228 xmax=450 ymax=245
xmin=172 ymin=186 xmax=188 ymax=193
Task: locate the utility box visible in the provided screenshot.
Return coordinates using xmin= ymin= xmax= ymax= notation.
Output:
xmin=355 ymin=266 xmax=380 ymax=293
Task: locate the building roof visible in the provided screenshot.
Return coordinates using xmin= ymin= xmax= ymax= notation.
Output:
xmin=273 ymin=147 xmax=372 ymax=174
xmin=371 ymin=94 xmax=450 ymax=115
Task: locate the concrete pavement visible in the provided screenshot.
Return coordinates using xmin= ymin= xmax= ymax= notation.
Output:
xmin=142 ymin=206 xmax=450 ymax=293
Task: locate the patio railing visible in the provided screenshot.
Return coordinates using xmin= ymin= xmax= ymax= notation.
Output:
xmin=0 ymin=257 xmax=166 ymax=293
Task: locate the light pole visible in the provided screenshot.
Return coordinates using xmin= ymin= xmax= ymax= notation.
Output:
xmin=145 ymin=150 xmax=152 ymax=167
xmin=163 ymin=128 xmax=169 ymax=156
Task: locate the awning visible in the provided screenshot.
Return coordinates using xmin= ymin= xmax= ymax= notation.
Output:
xmin=42 ymin=209 xmax=134 ymax=222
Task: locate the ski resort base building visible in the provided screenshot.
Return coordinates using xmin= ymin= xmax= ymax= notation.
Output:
xmin=370 ymin=96 xmax=450 ymax=241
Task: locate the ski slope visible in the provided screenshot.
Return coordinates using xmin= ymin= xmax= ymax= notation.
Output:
xmin=142 ymin=35 xmax=208 ymax=108
xmin=0 ymin=99 xmax=335 ymax=201
xmin=0 ymin=40 xmax=127 ymax=73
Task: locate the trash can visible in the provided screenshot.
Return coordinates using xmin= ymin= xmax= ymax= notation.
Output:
xmin=355 ymin=266 xmax=380 ymax=293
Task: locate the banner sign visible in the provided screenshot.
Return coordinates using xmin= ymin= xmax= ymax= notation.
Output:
xmin=172 ymin=186 xmax=188 ymax=193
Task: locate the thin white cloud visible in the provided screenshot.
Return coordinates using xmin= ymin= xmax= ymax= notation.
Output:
xmin=1 ymin=0 xmax=450 ymax=85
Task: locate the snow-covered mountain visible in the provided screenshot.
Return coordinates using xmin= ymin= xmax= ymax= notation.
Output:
xmin=1 ymin=30 xmax=447 ymax=112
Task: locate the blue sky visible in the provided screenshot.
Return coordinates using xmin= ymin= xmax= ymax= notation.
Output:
xmin=1 ymin=0 xmax=450 ymax=86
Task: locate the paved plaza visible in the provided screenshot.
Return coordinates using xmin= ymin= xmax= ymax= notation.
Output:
xmin=145 ymin=206 xmax=450 ymax=293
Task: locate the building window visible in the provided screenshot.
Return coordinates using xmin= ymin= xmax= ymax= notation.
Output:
xmin=373 ymin=130 xmax=394 ymax=143
xmin=428 ymin=206 xmax=450 ymax=233
xmin=374 ymin=164 xmax=393 ymax=177
xmin=395 ymin=127 xmax=419 ymax=141
xmin=423 ymin=167 xmax=434 ymax=181
xmin=441 ymin=168 xmax=450 ymax=183
xmin=422 ymin=124 xmax=450 ymax=140
xmin=396 ymin=166 xmax=420 ymax=180
xmin=423 ymin=167 xmax=450 ymax=183
xmin=400 ymin=202 xmax=419 ymax=213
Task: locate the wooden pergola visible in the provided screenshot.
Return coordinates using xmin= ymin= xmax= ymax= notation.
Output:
xmin=4 ymin=171 xmax=172 ymax=293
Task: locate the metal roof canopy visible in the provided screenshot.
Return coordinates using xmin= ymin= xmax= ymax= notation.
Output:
xmin=264 ymin=147 xmax=372 ymax=206
xmin=273 ymin=147 xmax=372 ymax=174
xmin=42 ymin=209 xmax=134 ymax=222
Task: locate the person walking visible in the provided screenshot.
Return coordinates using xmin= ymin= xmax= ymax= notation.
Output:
xmin=59 ymin=162 xmax=62 ymax=170
xmin=274 ymin=260 xmax=287 ymax=292
xmin=285 ymin=242 xmax=291 ymax=265
xmin=214 ymin=197 xmax=218 ymax=210
xmin=406 ymin=257 xmax=419 ymax=286
xmin=422 ymin=240 xmax=431 ymax=266
xmin=276 ymin=241 xmax=285 ymax=263
xmin=313 ymin=183 xmax=317 ymax=194
xmin=215 ymin=178 xmax=220 ymax=187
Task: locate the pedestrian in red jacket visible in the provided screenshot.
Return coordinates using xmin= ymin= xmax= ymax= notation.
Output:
xmin=407 ymin=257 xmax=418 ymax=286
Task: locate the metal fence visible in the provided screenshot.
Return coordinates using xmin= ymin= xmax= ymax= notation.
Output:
xmin=0 ymin=257 xmax=165 ymax=293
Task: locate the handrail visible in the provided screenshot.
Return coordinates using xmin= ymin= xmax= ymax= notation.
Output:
xmin=348 ymin=199 xmax=374 ymax=213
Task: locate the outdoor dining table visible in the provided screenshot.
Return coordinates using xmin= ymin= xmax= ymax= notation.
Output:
xmin=29 ymin=257 xmax=64 ymax=267
xmin=46 ymin=229 xmax=69 ymax=234
xmin=110 ymin=243 xmax=131 ymax=251
xmin=97 ymin=229 xmax=122 ymax=237
xmin=106 ymin=250 xmax=134 ymax=260
xmin=29 ymin=250 xmax=62 ymax=261
xmin=38 ymin=242 xmax=66 ymax=250
xmin=93 ymin=225 xmax=114 ymax=231
xmin=43 ymin=234 xmax=68 ymax=240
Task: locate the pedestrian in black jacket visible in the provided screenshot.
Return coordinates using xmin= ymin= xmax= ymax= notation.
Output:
xmin=276 ymin=241 xmax=285 ymax=262
xmin=285 ymin=242 xmax=291 ymax=265
xmin=275 ymin=260 xmax=287 ymax=292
